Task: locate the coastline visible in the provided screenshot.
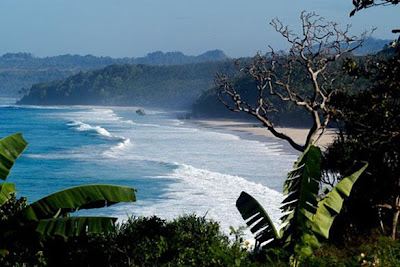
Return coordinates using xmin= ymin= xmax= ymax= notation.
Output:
xmin=186 ymin=118 xmax=337 ymax=154
xmin=11 ymin=100 xmax=337 ymax=153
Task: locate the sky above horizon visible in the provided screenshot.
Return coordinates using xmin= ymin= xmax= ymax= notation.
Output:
xmin=0 ymin=0 xmax=398 ymax=58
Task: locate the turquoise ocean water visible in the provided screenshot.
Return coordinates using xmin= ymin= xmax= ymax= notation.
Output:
xmin=0 ymin=97 xmax=298 ymax=235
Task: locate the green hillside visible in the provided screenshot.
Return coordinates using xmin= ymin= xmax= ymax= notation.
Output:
xmin=18 ymin=61 xmax=235 ymax=108
xmin=0 ymin=50 xmax=228 ymax=97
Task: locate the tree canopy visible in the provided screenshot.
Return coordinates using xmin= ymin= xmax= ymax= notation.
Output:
xmin=326 ymin=45 xmax=400 ymax=239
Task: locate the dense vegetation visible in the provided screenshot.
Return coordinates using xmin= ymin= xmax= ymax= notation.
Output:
xmin=236 ymin=145 xmax=367 ymax=264
xmin=0 ymin=50 xmax=227 ymax=97
xmin=326 ymin=46 xmax=400 ymax=239
xmin=26 ymin=215 xmax=255 ymax=267
xmin=1 ymin=201 xmax=255 ymax=267
xmin=18 ymin=61 xmax=235 ymax=108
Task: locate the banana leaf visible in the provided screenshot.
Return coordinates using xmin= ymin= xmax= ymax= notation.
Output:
xmin=0 ymin=133 xmax=28 ymax=181
xmin=311 ymin=163 xmax=368 ymax=239
xmin=280 ymin=145 xmax=321 ymax=244
xmin=236 ymin=191 xmax=280 ymax=248
xmin=36 ymin=217 xmax=117 ymax=238
xmin=0 ymin=183 xmax=17 ymax=206
xmin=23 ymin=184 xmax=136 ymax=221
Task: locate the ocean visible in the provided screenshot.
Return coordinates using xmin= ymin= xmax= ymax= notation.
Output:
xmin=0 ymin=97 xmax=298 ymax=237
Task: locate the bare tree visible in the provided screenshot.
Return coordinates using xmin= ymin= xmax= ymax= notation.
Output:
xmin=215 ymin=11 xmax=369 ymax=152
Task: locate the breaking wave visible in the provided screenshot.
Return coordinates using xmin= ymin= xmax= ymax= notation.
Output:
xmin=67 ymin=120 xmax=125 ymax=141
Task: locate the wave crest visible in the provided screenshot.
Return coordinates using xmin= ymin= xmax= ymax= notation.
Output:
xmin=103 ymin=138 xmax=133 ymax=158
xmin=67 ymin=120 xmax=125 ymax=141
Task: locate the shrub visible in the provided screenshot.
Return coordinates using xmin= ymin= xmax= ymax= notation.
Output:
xmin=41 ymin=215 xmax=257 ymax=266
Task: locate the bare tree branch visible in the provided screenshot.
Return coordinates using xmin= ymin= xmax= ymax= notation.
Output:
xmin=215 ymin=12 xmax=370 ymax=152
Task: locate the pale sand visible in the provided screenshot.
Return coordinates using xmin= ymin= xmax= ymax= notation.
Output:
xmin=190 ymin=119 xmax=337 ymax=152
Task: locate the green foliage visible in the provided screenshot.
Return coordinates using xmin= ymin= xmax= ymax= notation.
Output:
xmin=311 ymin=164 xmax=368 ymax=239
xmin=36 ymin=217 xmax=115 ymax=239
xmin=0 ymin=133 xmax=28 ymax=181
xmin=0 ymin=184 xmax=17 ymax=206
xmin=0 ymin=195 xmax=26 ymax=221
xmin=280 ymin=146 xmax=321 ymax=246
xmin=20 ymin=184 xmax=135 ymax=238
xmin=303 ymin=232 xmax=400 ymax=266
xmin=39 ymin=215 xmax=257 ymax=267
xmin=236 ymin=145 xmax=367 ymax=264
xmin=326 ymin=46 xmax=400 ymax=234
xmin=236 ymin=192 xmax=280 ymax=249
xmin=23 ymin=184 xmax=136 ymax=221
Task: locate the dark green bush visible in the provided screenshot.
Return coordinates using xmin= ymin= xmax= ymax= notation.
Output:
xmin=38 ymin=215 xmax=257 ymax=266
xmin=303 ymin=231 xmax=400 ymax=266
xmin=0 ymin=195 xmax=44 ymax=267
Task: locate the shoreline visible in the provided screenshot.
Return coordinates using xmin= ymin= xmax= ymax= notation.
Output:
xmin=186 ymin=118 xmax=337 ymax=154
xmin=10 ymin=100 xmax=337 ymax=153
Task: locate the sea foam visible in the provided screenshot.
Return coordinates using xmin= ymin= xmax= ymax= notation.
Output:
xmin=108 ymin=162 xmax=284 ymax=240
xmin=102 ymin=138 xmax=133 ymax=158
xmin=67 ymin=120 xmax=125 ymax=141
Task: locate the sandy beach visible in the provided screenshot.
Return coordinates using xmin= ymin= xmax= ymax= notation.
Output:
xmin=189 ymin=119 xmax=337 ymax=153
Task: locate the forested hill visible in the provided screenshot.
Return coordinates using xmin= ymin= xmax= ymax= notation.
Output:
xmin=0 ymin=50 xmax=228 ymax=97
xmin=17 ymin=61 xmax=235 ymax=108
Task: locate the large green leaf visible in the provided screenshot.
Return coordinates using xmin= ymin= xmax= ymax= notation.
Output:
xmin=0 ymin=133 xmax=28 ymax=181
xmin=311 ymin=163 xmax=368 ymax=239
xmin=0 ymin=183 xmax=17 ymax=206
xmin=23 ymin=184 xmax=136 ymax=221
xmin=236 ymin=191 xmax=280 ymax=249
xmin=280 ymin=145 xmax=322 ymax=245
xmin=36 ymin=217 xmax=117 ymax=238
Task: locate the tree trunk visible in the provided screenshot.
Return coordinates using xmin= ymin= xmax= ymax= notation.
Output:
xmin=391 ymin=177 xmax=400 ymax=240
xmin=392 ymin=195 xmax=400 ymax=240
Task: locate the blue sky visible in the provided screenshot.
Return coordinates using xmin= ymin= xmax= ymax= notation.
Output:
xmin=0 ymin=0 xmax=398 ymax=58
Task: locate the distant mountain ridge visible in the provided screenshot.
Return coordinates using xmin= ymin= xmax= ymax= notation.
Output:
xmin=0 ymin=50 xmax=228 ymax=96
xmin=352 ymin=37 xmax=393 ymax=55
xmin=0 ymin=49 xmax=228 ymax=70
xmin=134 ymin=50 xmax=228 ymax=65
